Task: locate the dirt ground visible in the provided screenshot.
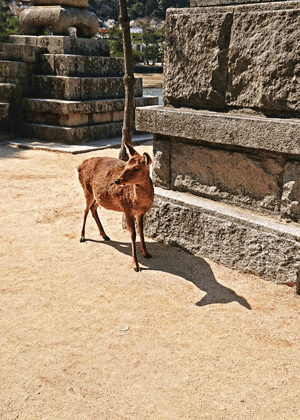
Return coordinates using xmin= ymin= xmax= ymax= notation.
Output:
xmin=134 ymin=73 xmax=163 ymax=88
xmin=1 ymin=141 xmax=300 ymax=420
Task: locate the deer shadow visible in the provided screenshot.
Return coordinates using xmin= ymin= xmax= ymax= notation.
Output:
xmin=86 ymin=237 xmax=251 ymax=310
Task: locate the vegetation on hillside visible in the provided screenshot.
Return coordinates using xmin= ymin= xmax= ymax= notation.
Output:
xmin=89 ymin=0 xmax=189 ymax=21
xmin=0 ymin=0 xmax=22 ymax=44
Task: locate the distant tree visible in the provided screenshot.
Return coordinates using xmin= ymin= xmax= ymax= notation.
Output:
xmin=89 ymin=0 xmax=119 ymax=21
xmin=134 ymin=18 xmax=164 ymax=65
xmin=0 ymin=0 xmax=22 ymax=44
xmin=108 ymin=23 xmax=143 ymax=64
xmin=108 ymin=24 xmax=124 ymax=57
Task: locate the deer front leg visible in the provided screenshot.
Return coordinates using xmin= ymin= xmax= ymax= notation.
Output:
xmin=137 ymin=214 xmax=152 ymax=259
xmin=125 ymin=213 xmax=140 ymax=272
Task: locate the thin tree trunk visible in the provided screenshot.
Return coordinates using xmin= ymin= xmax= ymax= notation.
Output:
xmin=118 ymin=0 xmax=135 ymax=161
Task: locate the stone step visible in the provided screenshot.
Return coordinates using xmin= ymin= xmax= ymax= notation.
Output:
xmin=0 ymin=61 xmax=30 ymax=80
xmin=22 ymin=96 xmax=158 ymax=118
xmin=23 ymin=97 xmax=157 ymax=127
xmin=0 ymin=83 xmax=22 ymax=101
xmin=31 ymin=75 xmax=143 ymax=101
xmin=40 ymin=54 xmax=124 ymax=77
xmin=9 ymin=35 xmax=110 ymax=57
xmin=2 ymin=43 xmax=43 ymax=63
xmin=22 ymin=121 xmax=123 ymax=144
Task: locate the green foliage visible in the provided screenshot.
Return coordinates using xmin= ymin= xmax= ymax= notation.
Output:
xmin=90 ymin=0 xmax=189 ymax=22
xmin=0 ymin=0 xmax=22 ymax=44
xmin=108 ymin=19 xmax=165 ymax=66
xmin=108 ymin=24 xmax=123 ymax=57
xmin=128 ymin=0 xmax=190 ymax=20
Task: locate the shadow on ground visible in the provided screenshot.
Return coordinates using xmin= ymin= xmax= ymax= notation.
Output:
xmin=85 ymin=237 xmax=252 ymax=310
xmin=0 ymin=142 xmax=25 ymax=159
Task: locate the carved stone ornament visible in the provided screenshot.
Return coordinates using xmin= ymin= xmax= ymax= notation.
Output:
xmin=19 ymin=5 xmax=99 ymax=37
xmin=30 ymin=0 xmax=89 ymax=7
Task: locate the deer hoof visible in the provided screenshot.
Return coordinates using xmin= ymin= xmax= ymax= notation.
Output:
xmin=80 ymin=237 xmax=85 ymax=243
xmin=134 ymin=265 xmax=141 ymax=272
xmin=144 ymin=252 xmax=152 ymax=259
xmin=104 ymin=236 xmax=110 ymax=241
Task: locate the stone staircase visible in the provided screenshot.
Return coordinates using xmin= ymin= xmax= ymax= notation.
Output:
xmin=0 ymin=35 xmax=157 ymax=143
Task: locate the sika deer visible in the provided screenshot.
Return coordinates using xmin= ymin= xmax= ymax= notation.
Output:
xmin=77 ymin=142 xmax=154 ymax=272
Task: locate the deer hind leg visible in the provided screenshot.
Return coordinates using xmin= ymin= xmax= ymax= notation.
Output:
xmin=125 ymin=213 xmax=140 ymax=272
xmin=137 ymin=214 xmax=152 ymax=259
xmin=90 ymin=201 xmax=110 ymax=241
xmin=80 ymin=193 xmax=94 ymax=243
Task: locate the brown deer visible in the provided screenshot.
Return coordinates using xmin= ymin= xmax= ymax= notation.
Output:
xmin=77 ymin=142 xmax=154 ymax=272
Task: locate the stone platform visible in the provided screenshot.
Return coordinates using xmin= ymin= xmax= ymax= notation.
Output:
xmin=136 ymin=0 xmax=300 ymax=290
xmin=0 ymin=35 xmax=158 ymax=142
xmin=144 ymin=187 xmax=300 ymax=286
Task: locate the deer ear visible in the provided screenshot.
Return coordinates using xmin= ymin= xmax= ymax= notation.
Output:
xmin=142 ymin=152 xmax=152 ymax=166
xmin=125 ymin=142 xmax=139 ymax=158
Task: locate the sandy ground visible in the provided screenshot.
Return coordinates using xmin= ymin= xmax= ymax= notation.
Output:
xmin=1 ymin=141 xmax=300 ymax=420
xmin=135 ymin=73 xmax=163 ymax=88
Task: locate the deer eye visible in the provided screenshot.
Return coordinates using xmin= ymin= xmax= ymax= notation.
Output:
xmin=132 ymin=167 xmax=139 ymax=172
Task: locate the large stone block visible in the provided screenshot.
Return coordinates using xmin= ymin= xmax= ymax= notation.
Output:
xmin=9 ymin=35 xmax=110 ymax=56
xmin=40 ymin=54 xmax=124 ymax=77
xmin=0 ymin=83 xmax=23 ymax=101
xmin=2 ymin=43 xmax=42 ymax=63
xmin=31 ymin=75 xmax=82 ymax=100
xmin=135 ymin=105 xmax=300 ymax=155
xmin=22 ymin=121 xmax=123 ymax=143
xmin=31 ymin=75 xmax=142 ymax=100
xmin=170 ymin=140 xmax=283 ymax=212
xmin=163 ymin=9 xmax=233 ymax=110
xmin=22 ymin=96 xmax=158 ymax=116
xmin=144 ymin=187 xmax=300 ymax=285
xmin=0 ymin=61 xmax=29 ymax=80
xmin=227 ymin=9 xmax=300 ymax=113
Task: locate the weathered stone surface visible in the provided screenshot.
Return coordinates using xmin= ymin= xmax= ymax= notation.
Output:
xmin=20 ymin=6 xmax=99 ymax=38
xmin=40 ymin=54 xmax=124 ymax=77
xmin=190 ymin=0 xmax=300 ymax=11
xmin=227 ymin=9 xmax=300 ymax=113
xmin=135 ymin=106 xmax=300 ymax=155
xmin=22 ymin=121 xmax=123 ymax=143
xmin=30 ymin=0 xmax=89 ymax=7
xmin=31 ymin=75 xmax=143 ymax=100
xmin=31 ymin=75 xmax=81 ymax=100
xmin=9 ymin=35 xmax=110 ymax=56
xmin=170 ymin=140 xmax=283 ymax=212
xmin=0 ymin=61 xmax=29 ymax=80
xmin=0 ymin=102 xmax=10 ymax=119
xmin=152 ymin=135 xmax=171 ymax=189
xmin=281 ymin=161 xmax=300 ymax=221
xmin=23 ymin=96 xmax=158 ymax=115
xmin=2 ymin=43 xmax=42 ymax=63
xmin=0 ymin=83 xmax=22 ymax=101
xmin=144 ymin=188 xmax=300 ymax=285
xmin=163 ymin=10 xmax=233 ymax=110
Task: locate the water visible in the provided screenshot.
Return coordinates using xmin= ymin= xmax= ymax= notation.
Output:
xmin=143 ymin=88 xmax=163 ymax=105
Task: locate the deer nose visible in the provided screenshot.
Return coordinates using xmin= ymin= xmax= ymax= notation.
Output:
xmin=115 ymin=179 xmax=121 ymax=185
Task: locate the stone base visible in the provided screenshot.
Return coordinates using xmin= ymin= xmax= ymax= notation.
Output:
xmin=22 ymin=121 xmax=123 ymax=144
xmin=144 ymin=187 xmax=300 ymax=287
xmin=9 ymin=35 xmax=110 ymax=56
